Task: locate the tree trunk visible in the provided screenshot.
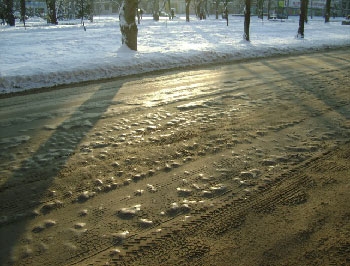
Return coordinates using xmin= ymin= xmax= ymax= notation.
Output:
xmin=257 ymin=0 xmax=264 ymax=19
xmin=325 ymin=0 xmax=331 ymax=22
xmin=204 ymin=0 xmax=208 ymax=17
xmin=46 ymin=0 xmax=58 ymax=25
xmin=186 ymin=0 xmax=191 ymax=22
xmin=224 ymin=0 xmax=228 ymax=25
xmin=81 ymin=0 xmax=84 ymax=24
xmin=153 ymin=0 xmax=159 ymax=21
xmin=297 ymin=0 xmax=307 ymax=38
xmin=20 ymin=0 xmax=26 ymax=29
xmin=304 ymin=0 xmax=308 ymax=23
xmin=244 ymin=0 xmax=251 ymax=41
xmin=88 ymin=0 xmax=94 ymax=22
xmin=4 ymin=0 xmax=15 ymax=26
xmin=20 ymin=0 xmax=25 ymax=24
xmin=119 ymin=0 xmax=138 ymax=51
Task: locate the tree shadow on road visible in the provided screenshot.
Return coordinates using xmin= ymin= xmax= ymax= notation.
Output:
xmin=0 ymin=82 xmax=122 ymax=265
xmin=263 ymin=52 xmax=350 ymax=121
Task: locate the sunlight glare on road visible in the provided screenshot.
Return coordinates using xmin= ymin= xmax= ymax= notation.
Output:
xmin=142 ymin=82 xmax=208 ymax=108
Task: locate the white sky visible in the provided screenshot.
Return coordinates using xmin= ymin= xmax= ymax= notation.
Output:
xmin=0 ymin=15 xmax=349 ymax=94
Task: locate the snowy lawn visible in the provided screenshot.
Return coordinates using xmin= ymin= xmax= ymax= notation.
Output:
xmin=0 ymin=15 xmax=349 ymax=93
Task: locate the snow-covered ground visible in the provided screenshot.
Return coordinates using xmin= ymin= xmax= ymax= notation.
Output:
xmin=0 ymin=15 xmax=349 ymax=94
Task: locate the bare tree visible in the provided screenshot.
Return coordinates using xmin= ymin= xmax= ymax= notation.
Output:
xmin=244 ymin=0 xmax=251 ymax=41
xmin=153 ymin=0 xmax=159 ymax=21
xmin=224 ymin=0 xmax=228 ymax=25
xmin=325 ymin=0 xmax=331 ymax=22
xmin=257 ymin=0 xmax=264 ymax=19
xmin=119 ymin=0 xmax=138 ymax=51
xmin=214 ymin=0 xmax=219 ymax=19
xmin=75 ymin=0 xmax=94 ymax=23
xmin=46 ymin=0 xmax=58 ymax=24
xmin=20 ymin=0 xmax=25 ymax=27
xmin=297 ymin=0 xmax=307 ymax=38
xmin=4 ymin=0 xmax=15 ymax=26
xmin=267 ymin=0 xmax=271 ymax=20
xmin=186 ymin=0 xmax=191 ymax=22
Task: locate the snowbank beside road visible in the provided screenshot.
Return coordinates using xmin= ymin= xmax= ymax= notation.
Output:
xmin=1 ymin=15 xmax=349 ymax=94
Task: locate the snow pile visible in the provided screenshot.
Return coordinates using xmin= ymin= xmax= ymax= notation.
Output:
xmin=0 ymin=15 xmax=349 ymax=94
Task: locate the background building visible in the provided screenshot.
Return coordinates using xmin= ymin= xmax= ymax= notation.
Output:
xmin=6 ymin=0 xmax=350 ymax=19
